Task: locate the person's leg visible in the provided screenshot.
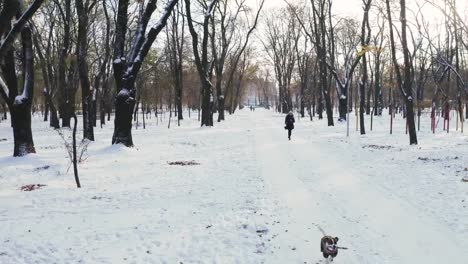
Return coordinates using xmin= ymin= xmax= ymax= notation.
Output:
xmin=288 ymin=129 xmax=291 ymax=140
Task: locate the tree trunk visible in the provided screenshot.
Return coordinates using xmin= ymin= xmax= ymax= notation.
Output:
xmin=359 ymin=79 xmax=366 ymax=134
xmin=201 ymin=79 xmax=213 ymax=126
xmin=176 ymin=81 xmax=183 ymax=121
xmin=76 ymin=0 xmax=94 ymax=141
xmin=300 ymin=81 xmax=306 ymax=117
xmin=58 ymin=0 xmax=72 ymax=128
xmin=338 ymin=95 xmax=347 ymax=121
xmin=112 ymin=0 xmax=178 ymax=146
xmin=317 ymin=91 xmax=323 ymax=119
xmin=43 ymin=95 xmax=49 ymax=121
xmin=61 ymin=61 xmax=77 ymax=128
xmin=217 ymin=96 xmax=225 ymax=121
xmin=465 ymin=102 xmax=468 ymax=118
xmin=366 ymin=81 xmax=372 ymax=115
xmin=100 ymin=98 xmax=106 ymax=127
xmin=2 ymin=103 xmax=7 ymax=120
xmin=92 ymin=90 xmax=97 ymax=127
xmin=11 ymin=105 xmax=36 ymax=156
xmin=385 ymin=0 xmax=417 ymax=144
xmin=112 ymin=88 xmax=135 ymax=146
xmin=49 ymin=99 xmax=60 ymax=129
xmin=374 ymin=58 xmax=383 ymax=115
xmin=4 ymin=28 xmax=38 ymax=156
xmin=359 ymin=0 xmax=371 ymax=134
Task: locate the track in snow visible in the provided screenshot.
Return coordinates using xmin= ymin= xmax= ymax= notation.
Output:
xmin=249 ymin=109 xmax=467 ymax=264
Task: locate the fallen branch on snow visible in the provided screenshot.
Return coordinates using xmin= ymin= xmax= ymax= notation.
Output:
xmin=20 ymin=184 xmax=47 ymax=191
xmin=167 ymin=160 xmax=200 ymax=166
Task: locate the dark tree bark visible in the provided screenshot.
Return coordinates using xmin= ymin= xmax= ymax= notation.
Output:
xmin=210 ymin=1 xmax=232 ymax=122
xmin=366 ymin=63 xmax=373 ymax=115
xmin=72 ymin=114 xmax=81 ymax=188
xmin=452 ymin=1 xmax=465 ymax=131
xmin=43 ymin=95 xmax=49 ymax=121
xmin=184 ymin=0 xmax=218 ymax=126
xmin=0 ymin=0 xmax=44 ymax=156
xmin=166 ymin=2 xmax=185 ymax=123
xmin=112 ymin=0 xmax=178 ymax=146
xmin=1 ymin=28 xmax=37 ymax=156
xmin=385 ymin=0 xmax=417 ymax=144
xmin=76 ymin=0 xmax=95 ymax=140
xmin=11 ymin=30 xmax=36 ymax=156
xmin=55 ymin=0 xmax=75 ymax=127
xmin=1 ymin=102 xmax=7 ymax=120
xmin=359 ymin=0 xmax=372 ymax=135
xmin=311 ymin=0 xmax=333 ymax=125
xmin=97 ymin=0 xmax=112 ymax=128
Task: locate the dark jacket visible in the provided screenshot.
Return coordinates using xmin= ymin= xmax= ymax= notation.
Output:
xmin=285 ymin=113 xmax=295 ymax=130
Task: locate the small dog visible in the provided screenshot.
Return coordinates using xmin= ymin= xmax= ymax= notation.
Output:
xmin=320 ymin=236 xmax=339 ymax=261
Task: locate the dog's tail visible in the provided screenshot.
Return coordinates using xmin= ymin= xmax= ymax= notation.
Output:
xmin=312 ymin=222 xmax=327 ymax=236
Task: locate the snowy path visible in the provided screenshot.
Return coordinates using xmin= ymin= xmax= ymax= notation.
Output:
xmin=250 ymin=110 xmax=468 ymax=263
xmin=1 ymin=109 xmax=467 ymax=263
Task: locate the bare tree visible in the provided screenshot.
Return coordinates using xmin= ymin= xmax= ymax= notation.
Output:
xmin=32 ymin=14 xmax=60 ymax=129
xmin=263 ymin=6 xmax=300 ymax=114
xmin=311 ymin=0 xmax=334 ymax=125
xmin=184 ymin=0 xmax=218 ymax=126
xmin=385 ymin=0 xmax=418 ymax=144
xmin=370 ymin=12 xmax=386 ymax=116
xmin=210 ymin=0 xmax=241 ymax=122
xmin=91 ymin=0 xmax=113 ymax=128
xmin=0 ymin=0 xmax=45 ymax=156
xmin=166 ymin=1 xmax=185 ymax=124
xmin=112 ymin=0 xmax=179 ymax=146
xmin=55 ymin=0 xmax=78 ymax=128
xmin=76 ymin=0 xmax=97 ymax=140
xmin=325 ymin=17 xmax=362 ymax=121
xmin=295 ymin=36 xmax=314 ymax=118
xmin=358 ymin=0 xmax=372 ymax=134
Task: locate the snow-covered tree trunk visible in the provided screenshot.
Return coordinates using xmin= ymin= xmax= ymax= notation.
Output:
xmin=4 ymin=28 xmax=36 ymax=156
xmin=0 ymin=0 xmax=44 ymax=156
xmin=112 ymin=0 xmax=178 ymax=146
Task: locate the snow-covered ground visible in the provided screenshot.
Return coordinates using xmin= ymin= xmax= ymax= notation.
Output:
xmin=0 ymin=108 xmax=467 ymax=263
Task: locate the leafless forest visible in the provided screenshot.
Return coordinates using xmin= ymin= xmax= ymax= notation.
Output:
xmin=1 ymin=0 xmax=467 ymax=156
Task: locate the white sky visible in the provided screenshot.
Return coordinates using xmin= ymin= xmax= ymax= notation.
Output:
xmin=245 ymin=0 xmax=468 ymax=21
xmin=246 ymin=0 xmax=363 ymax=18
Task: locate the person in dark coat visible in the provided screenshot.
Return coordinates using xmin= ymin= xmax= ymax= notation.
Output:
xmin=284 ymin=111 xmax=295 ymax=140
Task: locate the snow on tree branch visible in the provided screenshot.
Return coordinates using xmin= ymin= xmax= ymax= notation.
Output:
xmin=0 ymin=75 xmax=9 ymax=101
xmin=436 ymin=56 xmax=467 ymax=93
xmin=126 ymin=0 xmax=179 ymax=81
xmin=0 ymin=0 xmax=45 ymax=58
xmin=205 ymin=0 xmax=218 ymax=18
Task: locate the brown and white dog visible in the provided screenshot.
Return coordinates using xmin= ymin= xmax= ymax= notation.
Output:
xmin=320 ymin=236 xmax=339 ymax=261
